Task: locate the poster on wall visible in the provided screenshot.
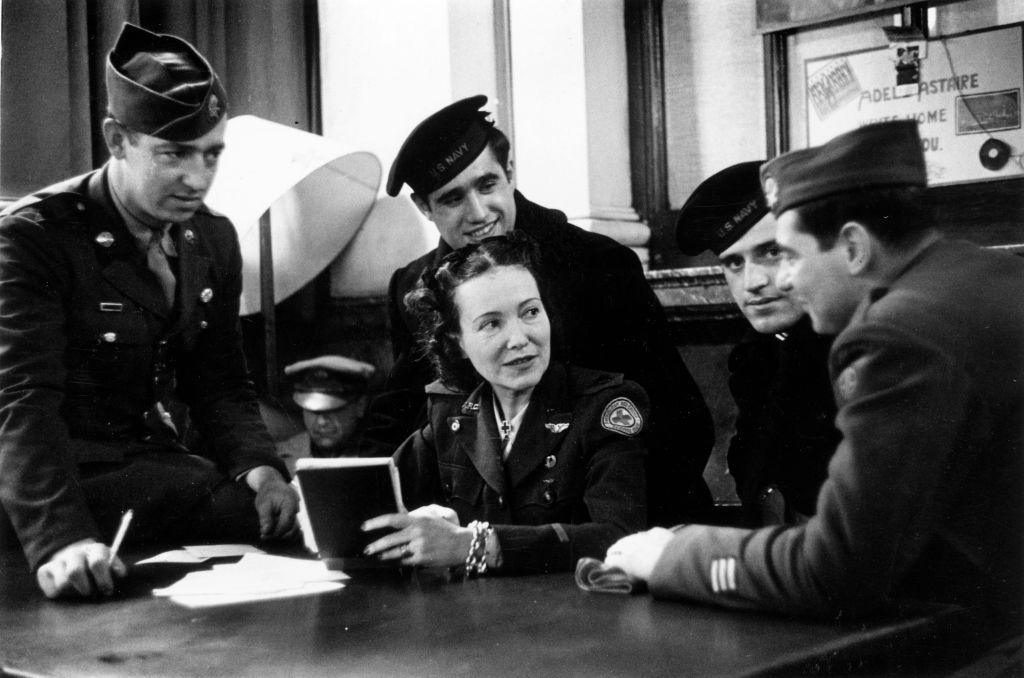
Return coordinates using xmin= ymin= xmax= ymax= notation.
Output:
xmin=804 ymin=23 xmax=1023 ymax=186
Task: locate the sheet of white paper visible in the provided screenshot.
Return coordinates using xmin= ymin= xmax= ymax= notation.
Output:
xmin=182 ymin=544 xmax=265 ymax=558
xmin=168 ymin=581 xmax=345 ymax=609
xmin=134 ymin=550 xmax=208 ymax=565
xmin=153 ymin=553 xmax=348 ymax=607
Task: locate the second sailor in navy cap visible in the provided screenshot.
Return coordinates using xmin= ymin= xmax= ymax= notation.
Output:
xmin=605 ymin=121 xmax=1024 ymax=643
xmin=677 ymin=163 xmax=839 ymax=526
xmin=0 ymin=23 xmax=297 ymax=600
xmin=285 ymin=356 xmax=376 ymax=457
xmin=364 ymin=95 xmax=714 ymax=526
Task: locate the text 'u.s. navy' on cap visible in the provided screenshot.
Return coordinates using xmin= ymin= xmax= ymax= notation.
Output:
xmin=386 ymin=95 xmax=496 ymax=197
xmin=675 ymin=161 xmax=769 ymax=256
xmin=106 ymin=22 xmax=227 ymax=141
xmin=760 ymin=120 xmax=927 ymax=217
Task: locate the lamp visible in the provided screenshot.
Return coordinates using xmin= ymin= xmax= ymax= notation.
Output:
xmin=205 ymin=115 xmax=381 ymax=393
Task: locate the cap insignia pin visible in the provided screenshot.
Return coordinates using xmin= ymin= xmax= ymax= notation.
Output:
xmin=764 ymin=177 xmax=779 ymax=208
xmin=208 ymin=94 xmax=221 ymax=120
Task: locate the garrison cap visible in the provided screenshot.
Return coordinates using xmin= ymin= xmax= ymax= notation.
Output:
xmin=106 ymin=23 xmax=227 ymax=141
xmin=760 ymin=120 xmax=926 ymax=216
xmin=285 ymin=355 xmax=375 ymax=412
xmin=675 ymin=161 xmax=769 ymax=256
xmin=386 ymin=94 xmax=496 ymax=197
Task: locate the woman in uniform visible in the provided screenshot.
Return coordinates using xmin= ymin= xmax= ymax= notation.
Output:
xmin=362 ymin=234 xmax=648 ymax=574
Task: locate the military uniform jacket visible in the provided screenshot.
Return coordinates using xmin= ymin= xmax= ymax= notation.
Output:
xmin=364 ymin=191 xmax=713 ymax=525
xmin=648 ymin=239 xmax=1024 ymax=622
xmin=727 ymin=316 xmax=839 ymax=523
xmin=395 ymin=362 xmax=648 ymax=574
xmin=0 ymin=168 xmax=286 ymax=569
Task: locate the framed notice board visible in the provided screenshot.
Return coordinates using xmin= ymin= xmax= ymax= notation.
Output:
xmin=804 ymin=23 xmax=1023 ymax=186
xmin=761 ymin=4 xmax=1024 ymax=249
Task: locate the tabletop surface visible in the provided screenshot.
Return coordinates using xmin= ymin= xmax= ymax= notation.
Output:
xmin=0 ymin=547 xmax=969 ymax=678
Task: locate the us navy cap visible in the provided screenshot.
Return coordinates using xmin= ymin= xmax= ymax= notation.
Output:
xmin=386 ymin=95 xmax=496 ymax=197
xmin=676 ymin=161 xmax=769 ymax=256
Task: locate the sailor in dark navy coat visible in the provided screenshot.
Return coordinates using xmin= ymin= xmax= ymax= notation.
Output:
xmin=0 ymin=24 xmax=296 ymax=599
xmin=362 ymin=235 xmax=646 ymax=575
xmin=676 ymin=162 xmax=839 ymax=526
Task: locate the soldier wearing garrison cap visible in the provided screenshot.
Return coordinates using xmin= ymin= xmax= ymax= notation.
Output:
xmin=0 ymin=23 xmax=297 ymax=600
xmin=608 ymin=121 xmax=1024 ymax=647
xmin=677 ymin=162 xmax=839 ymax=526
xmin=362 ymin=95 xmax=715 ymax=527
xmin=284 ymin=355 xmax=375 ymax=458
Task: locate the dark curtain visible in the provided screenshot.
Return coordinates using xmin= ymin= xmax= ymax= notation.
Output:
xmin=1 ymin=0 xmax=320 ymax=198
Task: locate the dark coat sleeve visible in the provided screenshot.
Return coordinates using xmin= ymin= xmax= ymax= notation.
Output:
xmin=562 ymin=237 xmax=713 ymax=525
xmin=726 ymin=337 xmax=778 ymax=521
xmin=0 ymin=209 xmax=101 ymax=568
xmin=352 ymin=264 xmax=435 ymax=456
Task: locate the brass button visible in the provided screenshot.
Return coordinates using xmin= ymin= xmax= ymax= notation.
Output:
xmin=102 ymin=332 xmax=117 ymax=343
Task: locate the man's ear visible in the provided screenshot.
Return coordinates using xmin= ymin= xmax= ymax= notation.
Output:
xmin=411 ymin=193 xmax=433 ymax=221
xmin=504 ymin=159 xmax=515 ymax=188
xmin=102 ymin=119 xmax=129 ymax=159
xmin=839 ymin=221 xmax=872 ymax=276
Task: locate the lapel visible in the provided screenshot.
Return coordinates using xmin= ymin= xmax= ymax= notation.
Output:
xmin=87 ymin=169 xmax=171 ymax=319
xmin=450 ymin=383 xmax=507 ymax=496
xmin=504 ymin=363 xmax=573 ymax=488
xmin=167 ymin=221 xmax=213 ymax=336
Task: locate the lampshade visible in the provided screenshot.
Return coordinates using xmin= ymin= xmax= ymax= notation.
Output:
xmin=204 ymin=115 xmax=381 ymax=315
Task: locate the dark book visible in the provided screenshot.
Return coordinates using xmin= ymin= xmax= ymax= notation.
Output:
xmin=295 ymin=457 xmax=406 ymax=570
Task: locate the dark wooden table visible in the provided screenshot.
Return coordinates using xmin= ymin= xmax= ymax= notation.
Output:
xmin=0 ymin=548 xmax=972 ymax=677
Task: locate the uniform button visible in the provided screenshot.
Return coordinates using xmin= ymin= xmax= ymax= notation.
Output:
xmin=543 ymin=490 xmax=554 ymax=505
xmin=102 ymin=332 xmax=117 ymax=343
xmin=158 ymin=339 xmax=167 ymax=346
xmin=497 ymin=495 xmax=505 ymax=508
xmin=76 ymin=202 xmax=85 ymax=212
xmin=199 ymin=321 xmax=209 ymax=330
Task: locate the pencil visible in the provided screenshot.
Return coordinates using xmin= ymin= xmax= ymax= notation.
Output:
xmin=109 ymin=509 xmax=134 ymax=563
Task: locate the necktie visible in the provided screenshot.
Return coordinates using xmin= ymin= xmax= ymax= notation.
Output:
xmin=147 ymin=228 xmax=177 ymax=308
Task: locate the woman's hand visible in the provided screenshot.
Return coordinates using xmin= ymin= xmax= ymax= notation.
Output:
xmin=362 ymin=505 xmax=472 ymax=567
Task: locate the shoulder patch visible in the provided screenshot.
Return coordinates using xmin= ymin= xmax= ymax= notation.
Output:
xmin=600 ymin=397 xmax=643 ymax=436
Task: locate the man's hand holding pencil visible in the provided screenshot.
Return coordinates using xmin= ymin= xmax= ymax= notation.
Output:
xmin=35 ymin=510 xmax=131 ymax=599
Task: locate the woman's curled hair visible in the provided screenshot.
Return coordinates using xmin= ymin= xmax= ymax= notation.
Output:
xmin=403 ymin=232 xmax=546 ymax=392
